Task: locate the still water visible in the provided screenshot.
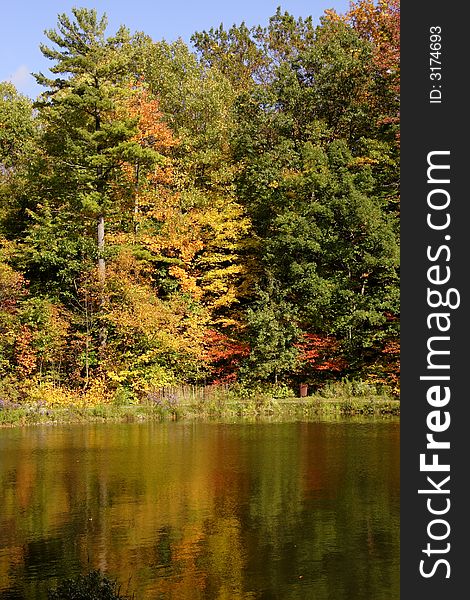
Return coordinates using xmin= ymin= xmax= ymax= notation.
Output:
xmin=0 ymin=419 xmax=399 ymax=599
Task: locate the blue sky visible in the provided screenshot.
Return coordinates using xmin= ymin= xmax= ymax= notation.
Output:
xmin=1 ymin=0 xmax=350 ymax=98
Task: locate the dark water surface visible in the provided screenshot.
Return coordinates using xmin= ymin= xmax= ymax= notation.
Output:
xmin=0 ymin=419 xmax=399 ymax=599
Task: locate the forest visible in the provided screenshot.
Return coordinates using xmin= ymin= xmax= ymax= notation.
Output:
xmin=0 ymin=1 xmax=400 ymax=406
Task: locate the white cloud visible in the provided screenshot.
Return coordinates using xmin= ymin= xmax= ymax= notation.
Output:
xmin=5 ymin=64 xmax=38 ymax=98
xmin=8 ymin=65 xmax=32 ymax=89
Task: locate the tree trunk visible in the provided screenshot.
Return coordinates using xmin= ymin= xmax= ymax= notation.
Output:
xmin=84 ymin=286 xmax=90 ymax=389
xmin=97 ymin=214 xmax=107 ymax=348
xmin=133 ymin=161 xmax=140 ymax=237
xmin=97 ymin=214 xmax=106 ymax=285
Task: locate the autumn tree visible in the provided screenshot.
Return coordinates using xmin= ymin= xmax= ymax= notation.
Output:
xmin=132 ymin=37 xmax=253 ymax=330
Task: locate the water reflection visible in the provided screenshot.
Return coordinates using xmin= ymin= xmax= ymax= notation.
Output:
xmin=0 ymin=420 xmax=399 ymax=599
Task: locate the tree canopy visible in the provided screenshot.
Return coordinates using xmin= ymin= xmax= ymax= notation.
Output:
xmin=0 ymin=1 xmax=400 ymax=404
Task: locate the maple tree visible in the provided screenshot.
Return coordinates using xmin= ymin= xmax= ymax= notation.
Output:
xmin=203 ymin=330 xmax=250 ymax=384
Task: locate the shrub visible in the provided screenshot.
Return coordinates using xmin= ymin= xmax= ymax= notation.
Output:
xmin=318 ymin=378 xmax=392 ymax=399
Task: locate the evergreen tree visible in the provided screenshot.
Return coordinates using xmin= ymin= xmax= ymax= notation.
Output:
xmin=33 ymin=8 xmax=163 ymax=344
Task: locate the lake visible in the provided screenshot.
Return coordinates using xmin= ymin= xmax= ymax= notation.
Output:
xmin=0 ymin=418 xmax=399 ymax=599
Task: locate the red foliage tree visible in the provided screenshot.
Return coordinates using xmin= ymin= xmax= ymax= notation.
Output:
xmin=296 ymin=333 xmax=348 ymax=375
xmin=203 ymin=330 xmax=250 ymax=383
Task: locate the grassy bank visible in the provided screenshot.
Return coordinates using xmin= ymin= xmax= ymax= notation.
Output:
xmin=0 ymin=385 xmax=399 ymax=428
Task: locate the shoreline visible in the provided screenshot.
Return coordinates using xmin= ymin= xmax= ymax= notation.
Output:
xmin=0 ymin=396 xmax=400 ymax=428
